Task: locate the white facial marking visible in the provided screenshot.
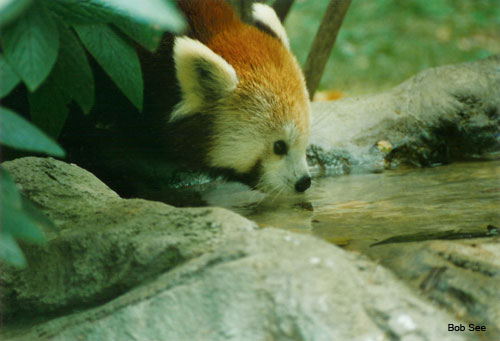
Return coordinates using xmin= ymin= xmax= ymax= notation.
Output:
xmin=209 ymin=120 xmax=265 ymax=173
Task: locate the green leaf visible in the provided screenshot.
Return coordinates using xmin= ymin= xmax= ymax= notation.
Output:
xmin=27 ymin=23 xmax=95 ymax=136
xmin=0 ymin=167 xmax=45 ymax=268
xmin=75 ymin=24 xmax=143 ymax=110
xmin=46 ymin=0 xmax=185 ymax=33
xmin=0 ymin=0 xmax=32 ymax=27
xmin=1 ymin=201 xmax=45 ymax=243
xmin=0 ymin=54 xmax=20 ymax=98
xmin=45 ymin=0 xmax=115 ymax=25
xmin=53 ymin=23 xmax=95 ymax=114
xmin=115 ymin=19 xmax=163 ymax=52
xmin=0 ymin=106 xmax=65 ymax=156
xmin=95 ymin=0 xmax=185 ymax=33
xmin=1 ymin=168 xmax=21 ymax=209
xmin=0 ymin=232 xmax=26 ymax=268
xmin=2 ymin=2 xmax=60 ymax=91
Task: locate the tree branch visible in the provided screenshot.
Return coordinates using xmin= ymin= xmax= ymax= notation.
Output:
xmin=272 ymin=0 xmax=295 ymax=22
xmin=303 ymin=0 xmax=351 ymax=100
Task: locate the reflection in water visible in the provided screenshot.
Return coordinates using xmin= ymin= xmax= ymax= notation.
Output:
xmin=203 ymin=161 xmax=500 ymax=253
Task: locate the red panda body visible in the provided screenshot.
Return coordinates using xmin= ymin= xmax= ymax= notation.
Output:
xmin=161 ymin=0 xmax=311 ymax=194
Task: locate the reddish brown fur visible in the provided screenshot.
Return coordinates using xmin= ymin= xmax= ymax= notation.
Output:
xmin=177 ymin=0 xmax=309 ymax=133
xmin=178 ymin=0 xmax=239 ymax=42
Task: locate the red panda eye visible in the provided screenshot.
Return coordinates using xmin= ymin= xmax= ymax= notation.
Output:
xmin=273 ymin=140 xmax=287 ymax=155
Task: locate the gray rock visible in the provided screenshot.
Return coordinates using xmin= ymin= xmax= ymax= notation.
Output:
xmin=365 ymin=237 xmax=500 ymax=338
xmin=1 ymin=157 xmax=466 ymax=340
xmin=308 ymin=55 xmax=500 ymax=175
xmin=8 ymin=228 xmax=466 ymax=341
xmin=1 ymin=157 xmax=256 ymax=318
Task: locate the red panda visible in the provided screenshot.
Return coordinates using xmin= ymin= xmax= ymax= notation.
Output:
xmin=162 ymin=0 xmax=312 ymax=194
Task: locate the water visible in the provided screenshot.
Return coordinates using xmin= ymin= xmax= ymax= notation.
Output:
xmin=203 ymin=160 xmax=500 ymax=254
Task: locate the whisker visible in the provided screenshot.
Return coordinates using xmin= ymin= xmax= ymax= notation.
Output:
xmin=255 ymin=193 xmax=266 ymax=205
xmin=266 ymin=183 xmax=284 ymax=203
xmin=271 ymin=186 xmax=285 ymax=203
xmin=277 ymin=187 xmax=286 ymax=200
xmin=256 ymin=186 xmax=272 ymax=205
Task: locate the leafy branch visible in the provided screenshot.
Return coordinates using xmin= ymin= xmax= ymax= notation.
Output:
xmin=0 ymin=0 xmax=186 ymax=267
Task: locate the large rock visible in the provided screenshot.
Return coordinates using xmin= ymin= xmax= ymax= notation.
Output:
xmin=7 ymin=228 xmax=465 ymax=341
xmin=308 ymin=55 xmax=500 ymax=175
xmin=1 ymin=157 xmax=466 ymax=340
xmin=365 ymin=237 xmax=500 ymax=337
xmin=1 ymin=157 xmax=256 ymax=318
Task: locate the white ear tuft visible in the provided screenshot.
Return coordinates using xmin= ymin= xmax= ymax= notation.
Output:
xmin=252 ymin=3 xmax=290 ymax=50
xmin=171 ymin=37 xmax=238 ymax=122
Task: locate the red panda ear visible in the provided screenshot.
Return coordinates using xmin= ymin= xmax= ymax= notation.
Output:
xmin=252 ymin=3 xmax=290 ymax=50
xmin=171 ymin=37 xmax=239 ymax=121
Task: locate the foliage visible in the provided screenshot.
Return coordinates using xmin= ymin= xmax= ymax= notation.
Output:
xmin=285 ymin=0 xmax=500 ymax=95
xmin=0 ymin=0 xmax=185 ymax=267
xmin=0 ymin=107 xmax=62 ymax=267
xmin=1 ymin=0 xmax=185 ymax=137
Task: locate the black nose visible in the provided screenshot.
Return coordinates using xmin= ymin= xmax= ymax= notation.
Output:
xmin=295 ymin=175 xmax=311 ymax=193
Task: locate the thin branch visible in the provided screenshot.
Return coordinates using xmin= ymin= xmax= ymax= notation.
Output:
xmin=272 ymin=0 xmax=295 ymax=22
xmin=303 ymin=0 xmax=351 ymax=100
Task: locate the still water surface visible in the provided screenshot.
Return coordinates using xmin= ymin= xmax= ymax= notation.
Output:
xmin=204 ymin=161 xmax=500 ymax=253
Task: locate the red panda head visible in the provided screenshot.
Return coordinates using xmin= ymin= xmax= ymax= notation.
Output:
xmin=169 ymin=1 xmax=311 ymax=194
